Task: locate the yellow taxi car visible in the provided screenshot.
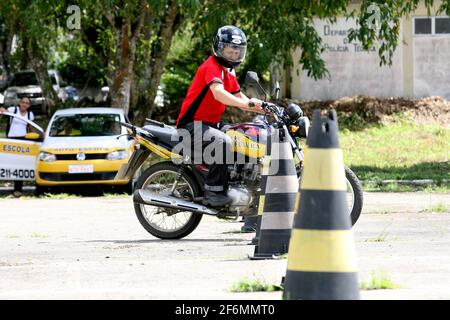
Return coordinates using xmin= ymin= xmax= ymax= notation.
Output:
xmin=35 ymin=107 xmax=134 ymax=193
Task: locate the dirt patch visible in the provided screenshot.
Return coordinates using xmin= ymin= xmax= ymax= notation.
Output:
xmin=283 ymin=96 xmax=450 ymax=128
xmin=220 ymin=95 xmax=450 ymax=128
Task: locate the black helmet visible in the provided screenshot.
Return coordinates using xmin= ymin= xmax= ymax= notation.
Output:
xmin=213 ymin=25 xmax=247 ymax=68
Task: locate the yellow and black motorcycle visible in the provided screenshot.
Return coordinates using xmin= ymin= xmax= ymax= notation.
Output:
xmin=116 ymin=72 xmax=363 ymax=239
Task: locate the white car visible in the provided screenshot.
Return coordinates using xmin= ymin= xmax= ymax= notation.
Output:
xmin=3 ymin=69 xmax=65 ymax=115
xmin=0 ymin=107 xmax=135 ymax=194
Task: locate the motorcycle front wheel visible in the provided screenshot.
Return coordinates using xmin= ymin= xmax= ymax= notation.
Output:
xmin=297 ymin=166 xmax=363 ymax=226
xmin=344 ymin=167 xmax=364 ymax=226
xmin=133 ymin=162 xmax=203 ymax=239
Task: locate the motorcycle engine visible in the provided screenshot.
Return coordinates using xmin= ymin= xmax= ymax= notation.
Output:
xmin=226 ymin=186 xmax=254 ymax=215
xmin=229 ymin=162 xmax=261 ymax=186
xmin=242 ymin=163 xmax=260 ymax=185
xmin=226 ymin=161 xmax=262 ymax=215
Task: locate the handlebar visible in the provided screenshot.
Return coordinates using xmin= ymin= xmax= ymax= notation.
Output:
xmin=248 ymin=101 xmax=280 ymax=115
xmin=262 ymin=101 xmax=283 ymax=117
xmin=118 ymin=121 xmax=155 ymax=139
xmin=119 ymin=121 xmax=134 ymax=130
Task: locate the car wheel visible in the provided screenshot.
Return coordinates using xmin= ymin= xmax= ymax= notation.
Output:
xmin=35 ymin=184 xmax=49 ymax=196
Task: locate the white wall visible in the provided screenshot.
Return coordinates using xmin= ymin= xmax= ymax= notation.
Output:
xmin=293 ymin=18 xmax=404 ymax=100
xmin=413 ymin=37 xmax=450 ymax=98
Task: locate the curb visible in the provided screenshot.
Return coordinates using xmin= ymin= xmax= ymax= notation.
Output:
xmin=365 ymin=179 xmax=449 ymax=186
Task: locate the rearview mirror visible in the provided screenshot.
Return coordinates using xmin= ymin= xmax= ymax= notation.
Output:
xmin=25 ymin=132 xmax=41 ymax=140
xmin=245 ymin=71 xmax=259 ymax=85
xmin=244 ymin=71 xmax=267 ymax=100
xmin=274 ymin=81 xmax=281 ymax=100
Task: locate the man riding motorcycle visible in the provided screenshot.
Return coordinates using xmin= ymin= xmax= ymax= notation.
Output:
xmin=176 ymin=25 xmax=264 ymax=207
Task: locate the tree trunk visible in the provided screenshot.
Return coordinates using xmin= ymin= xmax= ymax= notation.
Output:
xmin=0 ymin=18 xmax=15 ymax=78
xmin=25 ymin=36 xmax=58 ymax=116
xmin=0 ymin=33 xmax=12 ymax=80
xmin=135 ymin=1 xmax=183 ymax=125
xmin=108 ymin=2 xmax=147 ymax=114
xmin=110 ymin=20 xmax=134 ymax=114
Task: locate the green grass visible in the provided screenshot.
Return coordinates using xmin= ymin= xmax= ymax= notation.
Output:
xmin=30 ymin=232 xmax=49 ymax=238
xmin=365 ymin=223 xmax=391 ymax=242
xmin=101 ymin=192 xmax=130 ymax=198
xmin=340 ymin=118 xmax=450 ymax=192
xmin=41 ymin=193 xmax=81 ymax=200
xmin=5 ymin=234 xmax=20 ymax=239
xmin=229 ymin=276 xmax=282 ymax=293
xmin=423 ymin=202 xmax=449 ymax=213
xmin=360 ymin=272 xmax=400 ymax=290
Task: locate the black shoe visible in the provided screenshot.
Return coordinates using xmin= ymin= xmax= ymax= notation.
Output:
xmin=202 ymin=190 xmax=233 ymax=207
xmin=241 ymin=225 xmax=256 ymax=233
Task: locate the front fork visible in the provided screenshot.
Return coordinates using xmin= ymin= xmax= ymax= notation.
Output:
xmin=281 ymin=124 xmax=304 ymax=172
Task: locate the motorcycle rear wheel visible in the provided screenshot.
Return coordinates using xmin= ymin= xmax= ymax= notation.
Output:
xmin=134 ymin=162 xmax=203 ymax=239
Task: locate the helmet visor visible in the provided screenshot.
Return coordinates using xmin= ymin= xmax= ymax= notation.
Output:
xmin=217 ymin=42 xmax=247 ymax=63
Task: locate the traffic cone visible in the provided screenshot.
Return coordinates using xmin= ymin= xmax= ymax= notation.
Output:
xmin=283 ymin=109 xmax=360 ymax=300
xmin=250 ymin=154 xmax=269 ymax=245
xmin=250 ymin=134 xmax=272 ymax=245
xmin=250 ymin=128 xmax=274 ymax=245
xmin=251 ymin=127 xmax=299 ymax=259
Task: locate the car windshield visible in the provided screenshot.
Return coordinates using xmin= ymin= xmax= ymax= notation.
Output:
xmin=11 ymin=72 xmax=39 ymax=86
xmin=49 ymin=113 xmax=122 ymax=137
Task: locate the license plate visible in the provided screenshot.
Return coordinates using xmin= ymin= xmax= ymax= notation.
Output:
xmin=68 ymin=164 xmax=94 ymax=174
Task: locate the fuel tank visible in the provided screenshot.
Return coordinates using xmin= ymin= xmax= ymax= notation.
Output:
xmin=225 ymin=122 xmax=269 ymax=158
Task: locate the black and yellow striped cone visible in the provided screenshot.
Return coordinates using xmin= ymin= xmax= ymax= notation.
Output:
xmin=250 ymin=155 xmax=270 ymax=245
xmin=252 ymin=127 xmax=298 ymax=259
xmin=283 ymin=109 xmax=360 ymax=300
xmin=250 ymin=133 xmax=272 ymax=245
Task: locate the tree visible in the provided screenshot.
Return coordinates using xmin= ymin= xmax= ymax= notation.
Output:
xmin=98 ymin=0 xmax=148 ymax=114
xmin=0 ymin=15 xmax=14 ymax=83
xmin=132 ymin=0 xmax=192 ymax=124
xmin=3 ymin=0 xmax=449 ymax=121
xmin=0 ymin=0 xmax=62 ymax=115
xmin=67 ymin=0 xmax=200 ymax=123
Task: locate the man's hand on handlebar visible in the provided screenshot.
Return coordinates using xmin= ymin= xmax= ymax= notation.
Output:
xmin=247 ymin=98 xmax=265 ymax=114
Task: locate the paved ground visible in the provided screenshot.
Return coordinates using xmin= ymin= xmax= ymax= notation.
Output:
xmin=0 ymin=191 xmax=449 ymax=300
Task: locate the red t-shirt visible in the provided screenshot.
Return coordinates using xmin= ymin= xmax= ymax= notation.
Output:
xmin=176 ymin=56 xmax=241 ymax=127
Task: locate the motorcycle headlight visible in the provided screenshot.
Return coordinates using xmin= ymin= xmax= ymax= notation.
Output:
xmin=39 ymin=152 xmax=56 ymax=162
xmin=296 ymin=116 xmax=310 ymax=138
xmin=286 ymin=103 xmax=303 ymax=123
xmin=106 ymin=150 xmax=128 ymax=160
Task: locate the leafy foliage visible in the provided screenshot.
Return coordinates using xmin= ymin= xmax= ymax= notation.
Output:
xmin=3 ymin=0 xmax=450 ymax=118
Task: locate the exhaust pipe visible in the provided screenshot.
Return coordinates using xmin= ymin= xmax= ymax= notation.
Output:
xmin=133 ymin=189 xmax=218 ymax=216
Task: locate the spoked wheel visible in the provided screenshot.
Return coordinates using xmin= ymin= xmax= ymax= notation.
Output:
xmin=133 ymin=162 xmax=203 ymax=239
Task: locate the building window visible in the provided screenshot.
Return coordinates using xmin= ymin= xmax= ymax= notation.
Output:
xmin=435 ymin=17 xmax=450 ymax=34
xmin=414 ymin=16 xmax=450 ymax=36
xmin=414 ymin=18 xmax=432 ymax=34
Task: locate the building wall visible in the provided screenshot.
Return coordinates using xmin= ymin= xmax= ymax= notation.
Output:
xmin=290 ymin=1 xmax=449 ymax=100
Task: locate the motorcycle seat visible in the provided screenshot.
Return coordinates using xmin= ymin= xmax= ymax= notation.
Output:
xmin=142 ymin=124 xmax=180 ymax=148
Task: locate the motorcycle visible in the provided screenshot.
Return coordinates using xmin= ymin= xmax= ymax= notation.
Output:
xmin=115 ymin=71 xmax=364 ymax=239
